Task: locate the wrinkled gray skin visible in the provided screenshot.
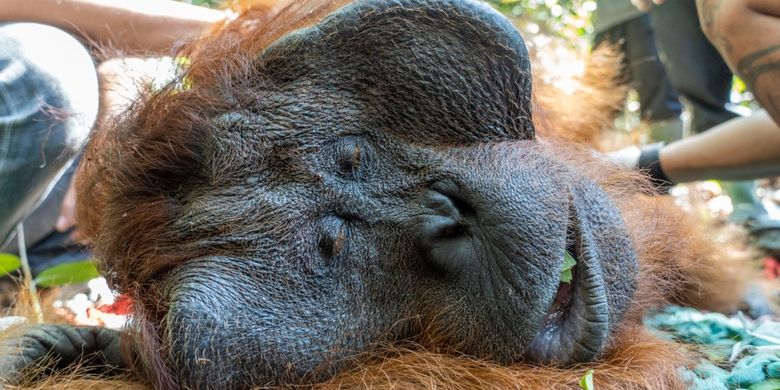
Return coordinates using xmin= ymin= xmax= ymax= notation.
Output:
xmin=1 ymin=0 xmax=639 ymax=388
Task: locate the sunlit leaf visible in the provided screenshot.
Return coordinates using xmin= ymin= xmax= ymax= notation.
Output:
xmin=33 ymin=260 xmax=99 ymax=287
xmin=0 ymin=253 xmax=21 ymax=275
xmin=562 ymin=250 xmax=577 ymax=269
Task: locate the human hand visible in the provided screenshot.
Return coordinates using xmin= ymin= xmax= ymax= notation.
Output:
xmin=631 ymin=0 xmax=666 ymax=11
xmin=608 ymin=144 xmax=674 ymax=193
xmin=607 ymin=146 xmax=641 ymax=170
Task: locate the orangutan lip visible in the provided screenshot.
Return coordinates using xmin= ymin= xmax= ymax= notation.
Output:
xmin=523 ymin=205 xmax=610 ymax=364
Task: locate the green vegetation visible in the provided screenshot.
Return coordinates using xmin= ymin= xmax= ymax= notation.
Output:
xmin=178 ymin=0 xmax=222 ymax=7
xmin=487 ymin=0 xmax=596 ymax=41
xmin=560 ymin=249 xmax=577 ymax=284
xmin=0 ymin=253 xmax=21 ymax=274
xmin=33 ymin=260 xmax=100 ymax=288
xmin=0 ymin=253 xmax=98 ymax=288
xmin=580 ymin=369 xmax=595 ymax=390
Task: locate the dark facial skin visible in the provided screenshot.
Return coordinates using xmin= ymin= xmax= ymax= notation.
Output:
xmin=150 ymin=0 xmax=639 ymax=388
xmin=0 ymin=1 xmax=641 ymax=388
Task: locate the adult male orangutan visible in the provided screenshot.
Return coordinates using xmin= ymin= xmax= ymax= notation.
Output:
xmin=0 ymin=0 xmax=752 ymax=388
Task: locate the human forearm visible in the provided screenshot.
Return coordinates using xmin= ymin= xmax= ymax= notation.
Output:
xmin=697 ymin=0 xmax=780 ymax=125
xmin=0 ymin=0 xmax=226 ymax=54
xmin=659 ymin=111 xmax=780 ymax=182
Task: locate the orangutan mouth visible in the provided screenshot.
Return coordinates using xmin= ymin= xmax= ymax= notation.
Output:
xmin=523 ymin=212 xmax=611 ymax=364
xmin=544 ymin=231 xmax=579 ymax=326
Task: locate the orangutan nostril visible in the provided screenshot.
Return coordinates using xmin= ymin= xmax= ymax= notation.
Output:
xmin=415 ymin=188 xmax=477 ymax=274
xmin=430 ymin=180 xmax=476 ymax=217
xmin=434 ymin=220 xmax=468 ymax=240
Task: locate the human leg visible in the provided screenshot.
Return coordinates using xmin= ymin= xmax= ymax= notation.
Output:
xmin=650 ymin=2 xmax=778 ymax=254
xmin=622 ymin=15 xmax=682 ymax=124
xmin=594 ymin=16 xmax=684 ymax=144
xmin=620 ymin=15 xmax=684 ymax=143
xmin=649 ymin=0 xmax=737 ymax=133
xmin=0 ymin=23 xmax=98 ymax=249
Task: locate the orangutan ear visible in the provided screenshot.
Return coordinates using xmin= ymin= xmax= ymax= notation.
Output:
xmin=258 ymin=0 xmax=534 ymax=144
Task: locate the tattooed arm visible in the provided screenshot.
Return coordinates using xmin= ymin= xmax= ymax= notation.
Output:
xmin=696 ymin=0 xmax=780 ymax=125
xmin=610 ymin=110 xmax=780 ymax=182
xmin=658 ymin=110 xmax=780 ymax=182
xmin=0 ymin=0 xmax=227 ymax=54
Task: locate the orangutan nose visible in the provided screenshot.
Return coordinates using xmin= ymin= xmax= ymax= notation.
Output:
xmin=416 ymin=185 xmax=476 ymax=274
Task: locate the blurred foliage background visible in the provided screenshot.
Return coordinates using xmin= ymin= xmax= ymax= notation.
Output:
xmin=179 ymin=0 xmax=226 ymax=8
xmin=182 ymin=0 xmax=599 ymax=42
xmin=487 ymin=0 xmax=596 ymax=42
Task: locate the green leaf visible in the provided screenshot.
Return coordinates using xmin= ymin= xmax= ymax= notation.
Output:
xmin=33 ymin=260 xmax=99 ymax=287
xmin=560 ymin=269 xmax=573 ymax=284
xmin=579 ymin=369 xmax=594 ymax=390
xmin=750 ymin=380 xmax=780 ymax=390
xmin=0 ymin=253 xmax=21 ymax=275
xmin=560 ymin=250 xmax=577 ymax=284
xmin=562 ymin=250 xmax=577 ymax=269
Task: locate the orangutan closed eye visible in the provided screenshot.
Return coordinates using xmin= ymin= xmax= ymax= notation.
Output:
xmin=0 ymin=0 xmax=754 ymax=389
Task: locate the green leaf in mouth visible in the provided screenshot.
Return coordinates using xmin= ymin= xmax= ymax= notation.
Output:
xmin=560 ymin=250 xmax=577 ymax=284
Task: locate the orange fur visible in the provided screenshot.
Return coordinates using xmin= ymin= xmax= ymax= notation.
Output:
xmin=533 ymin=45 xmax=627 ymax=148
xmin=318 ymin=326 xmax=689 ymax=390
xmin=4 ymin=1 xmax=756 ymax=389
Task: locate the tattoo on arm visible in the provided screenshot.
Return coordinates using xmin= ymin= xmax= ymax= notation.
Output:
xmin=696 ymin=0 xmax=733 ymax=54
xmin=699 ymin=0 xmax=721 ymax=31
xmin=737 ymin=44 xmax=780 ymax=121
xmin=737 ymin=44 xmax=780 ymax=88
